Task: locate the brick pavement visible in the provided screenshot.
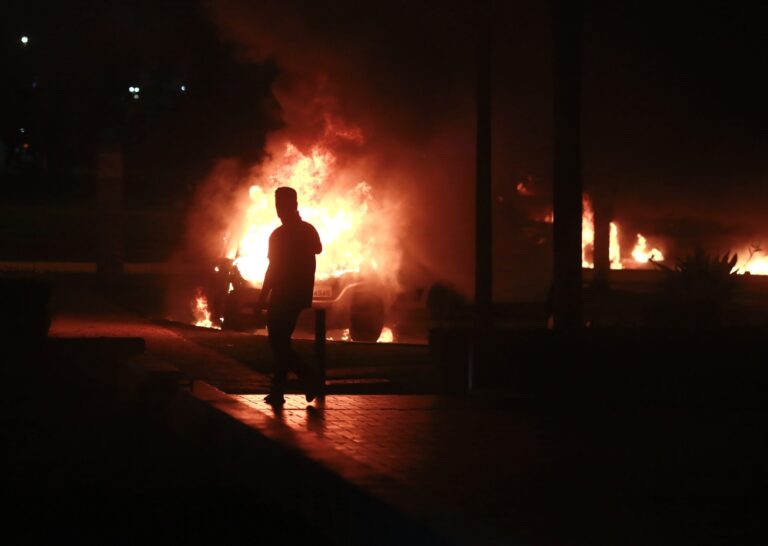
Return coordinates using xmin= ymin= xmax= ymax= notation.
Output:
xmin=48 ymin=283 xmax=273 ymax=392
xmin=228 ymin=393 xmax=768 ymax=546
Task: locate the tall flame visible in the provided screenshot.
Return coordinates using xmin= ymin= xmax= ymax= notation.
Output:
xmin=581 ymin=196 xmax=623 ymax=269
xmin=230 ymin=143 xmax=399 ymax=287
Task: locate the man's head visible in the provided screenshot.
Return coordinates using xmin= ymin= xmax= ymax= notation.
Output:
xmin=275 ymin=186 xmax=298 ymax=221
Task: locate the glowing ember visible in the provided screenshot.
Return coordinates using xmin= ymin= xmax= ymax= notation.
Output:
xmin=377 ymin=327 xmax=394 ymax=343
xmin=631 ymin=234 xmax=664 ymax=263
xmin=229 ymin=143 xmax=398 ymax=287
xmin=516 ymin=181 xmax=534 ymax=196
xmin=193 ymin=287 xmax=218 ymax=329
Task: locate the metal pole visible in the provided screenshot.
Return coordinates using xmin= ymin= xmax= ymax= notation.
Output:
xmin=552 ymin=0 xmax=583 ymax=331
xmin=475 ymin=12 xmax=493 ymax=330
xmin=471 ymin=8 xmax=493 ymax=393
xmin=593 ymin=191 xmax=611 ymax=289
xmin=314 ymin=308 xmax=326 ymax=382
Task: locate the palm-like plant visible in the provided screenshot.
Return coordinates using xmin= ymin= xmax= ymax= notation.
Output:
xmin=655 ymin=249 xmax=738 ymax=302
xmin=649 ymin=249 xmax=739 ymax=328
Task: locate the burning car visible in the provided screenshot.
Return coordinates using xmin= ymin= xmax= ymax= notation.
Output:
xmin=192 ymin=141 xmax=402 ymax=341
xmin=209 ymin=256 xmax=389 ymax=342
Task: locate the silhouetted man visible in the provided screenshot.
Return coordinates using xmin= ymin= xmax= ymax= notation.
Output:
xmin=257 ymin=186 xmax=323 ymax=407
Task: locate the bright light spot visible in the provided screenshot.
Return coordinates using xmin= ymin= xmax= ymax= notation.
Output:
xmin=214 ymin=266 xmax=220 ymax=272
xmin=377 ymin=327 xmax=394 ymax=343
xmin=128 ymin=86 xmax=136 ymax=93
xmin=135 ymin=86 xmax=140 ymax=92
xmin=180 ymin=85 xmax=186 ymax=91
xmin=19 ymin=128 xmax=25 ymax=134
xmin=20 ymin=36 xmax=29 ymax=45
xmin=516 ymin=182 xmax=534 ymax=196
xmin=133 ymin=94 xmax=140 ymax=100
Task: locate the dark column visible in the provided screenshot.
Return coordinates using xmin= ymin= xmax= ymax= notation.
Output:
xmin=97 ymin=148 xmax=124 ymax=275
xmin=315 ymin=308 xmax=326 ymax=382
xmin=475 ymin=16 xmax=493 ymax=330
xmin=552 ymin=0 xmax=583 ymax=331
xmin=593 ymin=190 xmax=612 ymax=288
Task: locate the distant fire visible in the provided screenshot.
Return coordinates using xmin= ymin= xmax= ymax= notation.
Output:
xmin=736 ymin=246 xmax=768 ymax=275
xmin=326 ymin=328 xmax=351 ymax=342
xmin=577 ymin=195 xmax=665 ymax=270
xmin=631 ymin=234 xmax=664 ymax=264
xmin=377 ymin=327 xmax=394 ymax=343
xmin=325 ymin=327 xmax=394 ymax=343
xmin=580 ymin=197 xmax=623 ymax=269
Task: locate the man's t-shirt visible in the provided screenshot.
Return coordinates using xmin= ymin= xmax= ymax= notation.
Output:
xmin=267 ymin=217 xmax=322 ymax=309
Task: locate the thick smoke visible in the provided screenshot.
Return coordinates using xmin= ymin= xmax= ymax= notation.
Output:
xmin=202 ymin=0 xmax=483 ymax=295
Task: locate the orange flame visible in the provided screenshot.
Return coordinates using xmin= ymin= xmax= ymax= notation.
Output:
xmin=193 ymin=287 xmax=218 ymax=329
xmin=581 ymin=197 xmax=623 ymax=269
xmin=377 ymin=327 xmax=394 ymax=343
xmin=736 ymin=246 xmax=768 ymax=275
xmin=631 ymin=234 xmax=664 ymax=263
xmin=229 ymin=142 xmax=399 ymax=287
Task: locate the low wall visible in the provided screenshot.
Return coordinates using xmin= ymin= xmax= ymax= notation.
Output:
xmin=430 ymin=327 xmax=768 ymax=408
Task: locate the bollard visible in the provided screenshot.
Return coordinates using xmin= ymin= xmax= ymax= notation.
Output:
xmin=314 ymin=308 xmax=326 ymax=381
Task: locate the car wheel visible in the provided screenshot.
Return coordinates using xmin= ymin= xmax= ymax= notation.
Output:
xmin=349 ymin=292 xmax=385 ymax=342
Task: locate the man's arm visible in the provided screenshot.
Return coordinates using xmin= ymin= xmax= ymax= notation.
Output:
xmin=258 ymin=234 xmax=276 ymax=307
xmin=313 ymin=226 xmax=322 ymax=255
xmin=258 ymin=262 xmax=273 ymax=307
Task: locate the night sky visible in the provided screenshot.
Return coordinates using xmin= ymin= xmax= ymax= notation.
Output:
xmin=1 ymin=0 xmax=277 ymax=206
xmin=582 ymin=2 xmax=768 ymax=230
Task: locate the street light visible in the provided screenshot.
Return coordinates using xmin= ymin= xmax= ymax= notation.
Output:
xmin=20 ymin=36 xmax=29 ymax=45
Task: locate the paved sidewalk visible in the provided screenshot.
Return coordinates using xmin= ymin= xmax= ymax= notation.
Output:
xmin=42 ymin=281 xmax=768 ymax=545
xmin=48 ymin=283 xmax=273 ymax=393
xmin=227 ymin=393 xmax=767 ymax=545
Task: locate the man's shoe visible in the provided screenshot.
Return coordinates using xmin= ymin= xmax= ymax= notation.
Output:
xmin=265 ymin=393 xmax=285 ymax=407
